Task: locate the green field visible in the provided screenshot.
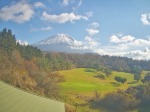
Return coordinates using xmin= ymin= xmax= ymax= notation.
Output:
xmin=60 ymin=68 xmax=136 ymax=94
xmin=0 ymin=81 xmax=65 ymax=112
xmin=60 ymin=68 xmax=138 ymax=111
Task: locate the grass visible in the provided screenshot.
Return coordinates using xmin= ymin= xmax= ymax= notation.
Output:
xmin=60 ymin=68 xmax=138 ymax=111
xmin=60 ymin=68 xmax=136 ymax=94
xmin=0 ymin=81 xmax=65 ymax=112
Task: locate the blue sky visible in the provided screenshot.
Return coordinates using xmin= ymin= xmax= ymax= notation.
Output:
xmin=0 ymin=0 xmax=150 ymax=60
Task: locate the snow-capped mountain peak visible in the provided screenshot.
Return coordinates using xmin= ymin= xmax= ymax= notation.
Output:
xmin=33 ymin=34 xmax=93 ymax=53
xmin=34 ymin=33 xmax=74 ymax=45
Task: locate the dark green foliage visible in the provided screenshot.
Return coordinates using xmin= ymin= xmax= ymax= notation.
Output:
xmin=126 ymin=83 xmax=150 ymax=110
xmin=90 ymin=84 xmax=150 ymax=112
xmin=134 ymin=74 xmax=141 ymax=82
xmin=132 ymin=65 xmax=142 ymax=82
xmin=44 ymin=52 xmax=73 ymax=71
xmin=44 ymin=52 xmax=150 ymax=74
xmin=114 ymin=76 xmax=127 ymax=84
xmin=141 ymin=83 xmax=150 ymax=107
xmin=90 ymin=89 xmax=139 ymax=112
xmin=0 ymin=28 xmax=16 ymax=55
xmin=0 ymin=28 xmax=41 ymax=60
xmin=95 ymin=73 xmax=105 ymax=79
xmin=141 ymin=72 xmax=150 ymax=84
xmin=104 ymin=69 xmax=112 ymax=77
xmin=17 ymin=44 xmax=42 ymax=60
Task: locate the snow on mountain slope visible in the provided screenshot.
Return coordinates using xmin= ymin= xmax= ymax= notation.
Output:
xmin=34 ymin=34 xmax=74 ymax=45
xmin=33 ymin=34 xmax=92 ymax=53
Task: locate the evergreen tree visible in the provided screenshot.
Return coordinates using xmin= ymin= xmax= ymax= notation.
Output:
xmin=114 ymin=76 xmax=127 ymax=84
xmin=0 ymin=28 xmax=16 ymax=55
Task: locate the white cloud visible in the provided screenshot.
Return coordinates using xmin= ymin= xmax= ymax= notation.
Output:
xmin=94 ymin=47 xmax=150 ymax=60
xmin=16 ymin=40 xmax=28 ymax=46
xmin=70 ymin=31 xmax=150 ymax=60
xmin=70 ymin=40 xmax=85 ymax=49
xmin=85 ymin=11 xmax=93 ymax=17
xmin=0 ymin=1 xmax=34 ymax=23
xmin=118 ymin=38 xmax=150 ymax=51
xmin=86 ymin=28 xmax=99 ymax=36
xmin=73 ymin=40 xmax=83 ymax=47
xmin=87 ymin=22 xmax=100 ymax=36
xmin=130 ymin=39 xmax=150 ymax=46
xmin=69 ymin=28 xmax=150 ymax=60
xmin=42 ymin=11 xmax=88 ymax=23
xmin=110 ymin=35 xmax=135 ymax=43
xmin=34 ymin=2 xmax=45 ymax=8
xmin=99 ymin=34 xmax=150 ymax=60
xmin=94 ymin=48 xmax=126 ymax=56
xmin=125 ymin=48 xmax=150 ymax=60
xmin=93 ymin=49 xmax=107 ymax=55
xmin=83 ymin=22 xmax=100 ymax=49
xmin=141 ymin=13 xmax=150 ymax=25
xmin=84 ymin=35 xmax=99 ymax=49
xmin=87 ymin=40 xmax=99 ymax=48
xmin=30 ymin=26 xmax=52 ymax=32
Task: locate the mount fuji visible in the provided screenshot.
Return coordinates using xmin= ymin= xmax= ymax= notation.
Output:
xmin=33 ymin=34 xmax=93 ymax=53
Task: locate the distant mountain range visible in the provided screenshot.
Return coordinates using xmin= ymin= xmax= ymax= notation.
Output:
xmin=33 ymin=34 xmax=93 ymax=53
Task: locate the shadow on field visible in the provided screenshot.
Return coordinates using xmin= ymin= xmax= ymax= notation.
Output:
xmin=127 ymin=81 xmax=137 ymax=84
xmin=109 ymin=82 xmax=120 ymax=87
xmin=84 ymin=68 xmax=96 ymax=73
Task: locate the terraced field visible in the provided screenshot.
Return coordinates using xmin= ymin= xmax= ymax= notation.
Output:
xmin=0 ymin=81 xmax=65 ymax=112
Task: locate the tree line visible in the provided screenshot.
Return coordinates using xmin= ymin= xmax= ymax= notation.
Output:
xmin=44 ymin=52 xmax=150 ymax=76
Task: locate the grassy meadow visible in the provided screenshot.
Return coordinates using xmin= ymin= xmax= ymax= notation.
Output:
xmin=60 ymin=68 xmax=138 ymax=111
xmin=60 ymin=68 xmax=136 ymax=94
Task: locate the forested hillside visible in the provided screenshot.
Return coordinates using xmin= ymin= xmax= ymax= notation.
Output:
xmin=44 ymin=52 xmax=150 ymax=74
xmin=0 ymin=28 xmax=64 ymax=99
